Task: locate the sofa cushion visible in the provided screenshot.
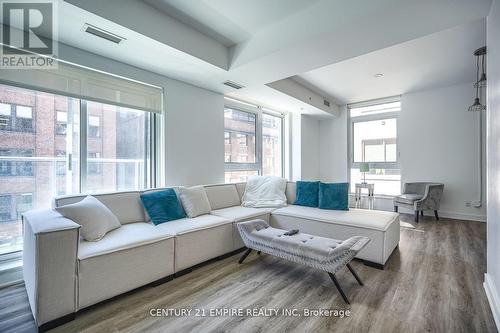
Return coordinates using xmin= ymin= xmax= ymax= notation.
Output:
xmin=154 ymin=214 xmax=232 ymax=235
xmin=169 ymin=221 xmax=233 ymax=272
xmin=177 ymin=186 xmax=212 ymax=218
xmin=211 ymin=206 xmax=276 ymax=222
xmin=294 ymin=181 xmax=320 ymax=207
xmin=56 ymin=196 xmax=121 ymax=242
xmin=154 ymin=214 xmax=234 ymax=271
xmin=285 ymin=182 xmax=296 ymax=204
xmin=140 ymin=189 xmax=186 ymax=225
xmin=318 ymin=182 xmax=349 ymax=211
xmin=78 ymin=222 xmax=174 ymax=259
xmin=235 ymin=183 xmax=246 ymax=201
xmin=272 ymin=205 xmax=398 ymax=231
xmin=54 ymin=191 xmax=145 ymax=225
xmin=204 ymin=184 xmax=241 ymax=210
xmin=77 ymin=229 xmax=174 ymax=309
xmin=395 ymin=194 xmax=423 ymax=205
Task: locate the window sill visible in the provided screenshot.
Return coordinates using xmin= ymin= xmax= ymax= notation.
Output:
xmin=349 ymin=193 xmax=398 ymax=200
xmin=0 ymin=251 xmax=23 ymax=288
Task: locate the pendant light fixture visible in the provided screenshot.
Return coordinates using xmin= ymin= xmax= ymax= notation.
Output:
xmin=468 ymin=46 xmax=486 ymax=112
xmin=474 ymin=46 xmax=487 ymax=88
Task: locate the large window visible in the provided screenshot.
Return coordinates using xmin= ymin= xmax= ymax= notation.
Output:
xmin=224 ymin=104 xmax=284 ymax=183
xmin=224 ymin=108 xmax=256 ymax=164
xmin=85 ymin=101 xmax=150 ymax=193
xmin=0 ymin=83 xmax=155 ymax=256
xmin=262 ymin=113 xmax=283 ymax=176
xmin=349 ymin=99 xmax=401 ymax=195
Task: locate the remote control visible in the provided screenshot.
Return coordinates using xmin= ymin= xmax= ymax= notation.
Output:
xmin=284 ymin=229 xmax=299 ymax=236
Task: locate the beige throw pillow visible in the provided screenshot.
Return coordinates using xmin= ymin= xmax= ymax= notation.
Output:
xmin=56 ymin=195 xmax=121 ymax=241
xmin=177 ymin=185 xmax=212 ymax=218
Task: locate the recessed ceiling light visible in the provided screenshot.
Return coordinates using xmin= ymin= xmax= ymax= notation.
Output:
xmin=374 ymin=73 xmax=384 ymax=78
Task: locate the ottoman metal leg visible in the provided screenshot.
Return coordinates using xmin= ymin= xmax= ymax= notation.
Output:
xmin=328 ymin=273 xmax=350 ymax=304
xmin=346 ymin=263 xmax=363 ymax=286
xmin=238 ymin=248 xmax=253 ymax=264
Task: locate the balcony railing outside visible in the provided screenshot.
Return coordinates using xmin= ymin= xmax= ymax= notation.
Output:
xmin=0 ymin=156 xmax=145 ymax=255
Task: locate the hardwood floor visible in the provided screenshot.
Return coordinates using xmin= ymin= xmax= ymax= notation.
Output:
xmin=0 ymin=215 xmax=496 ymax=333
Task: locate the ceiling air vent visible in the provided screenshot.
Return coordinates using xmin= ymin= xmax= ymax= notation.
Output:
xmin=83 ymin=24 xmax=126 ymax=44
xmin=223 ymin=81 xmax=245 ymax=90
xmin=323 ymin=99 xmax=330 ymax=107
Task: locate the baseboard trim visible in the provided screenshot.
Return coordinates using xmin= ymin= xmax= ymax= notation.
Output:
xmin=484 ymin=273 xmax=500 ymax=331
xmin=362 ymin=196 xmax=486 ymax=222
xmin=397 ymin=208 xmax=486 ymax=222
xmin=438 ymin=211 xmax=486 ymax=222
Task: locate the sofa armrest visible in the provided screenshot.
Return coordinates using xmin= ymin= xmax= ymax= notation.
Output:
xmin=22 ymin=209 xmax=80 ymax=327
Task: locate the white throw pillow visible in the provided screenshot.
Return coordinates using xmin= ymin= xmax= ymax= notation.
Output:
xmin=55 ymin=195 xmax=121 ymax=241
xmin=242 ymin=176 xmax=287 ymax=208
xmin=177 ymin=185 xmax=212 ymax=218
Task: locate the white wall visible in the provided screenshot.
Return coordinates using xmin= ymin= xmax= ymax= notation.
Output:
xmin=300 ymin=115 xmax=320 ymax=180
xmin=485 ymin=0 xmax=500 ymax=328
xmin=57 ymin=43 xmax=225 ymax=186
xmin=164 ymin=81 xmax=224 ymax=186
xmin=290 ymin=113 xmax=302 ymax=181
xmin=319 ymin=83 xmax=486 ymax=221
xmin=319 ymin=105 xmax=348 ymax=182
xmin=400 ymin=83 xmax=486 ymax=221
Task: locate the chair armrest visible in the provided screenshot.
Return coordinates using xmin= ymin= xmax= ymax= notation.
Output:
xmin=22 ymin=209 xmax=80 ymax=327
xmin=415 ymin=184 xmax=444 ymax=209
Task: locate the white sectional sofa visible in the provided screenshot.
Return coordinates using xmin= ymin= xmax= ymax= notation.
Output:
xmin=22 ymin=182 xmax=400 ymax=331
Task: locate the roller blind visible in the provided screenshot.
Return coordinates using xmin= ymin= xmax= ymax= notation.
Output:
xmin=0 ymin=59 xmax=163 ymax=113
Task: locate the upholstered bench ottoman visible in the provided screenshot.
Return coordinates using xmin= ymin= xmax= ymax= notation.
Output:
xmin=237 ymin=219 xmax=370 ymax=304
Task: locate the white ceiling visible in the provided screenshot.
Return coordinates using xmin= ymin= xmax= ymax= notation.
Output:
xmin=297 ymin=18 xmax=487 ymax=104
xmin=20 ymin=0 xmax=493 ymax=115
xmin=56 ymin=1 xmax=228 ymax=91
xmin=143 ymin=0 xmax=319 ymax=46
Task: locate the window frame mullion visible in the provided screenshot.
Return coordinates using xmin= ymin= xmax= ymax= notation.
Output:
xmin=262 ymin=111 xmax=285 ymax=178
xmin=79 ymin=100 xmax=88 ymax=193
xmin=256 ymin=109 xmax=263 ymax=174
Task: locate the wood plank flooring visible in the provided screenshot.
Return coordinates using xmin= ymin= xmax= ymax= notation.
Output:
xmin=0 ymin=214 xmax=496 ymax=333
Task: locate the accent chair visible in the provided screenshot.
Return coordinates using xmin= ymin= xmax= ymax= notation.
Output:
xmin=393 ymin=182 xmax=444 ymax=222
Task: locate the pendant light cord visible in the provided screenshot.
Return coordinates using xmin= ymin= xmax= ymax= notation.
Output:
xmin=475 ymin=55 xmax=480 ymax=98
xmin=482 ymin=53 xmax=485 ymax=77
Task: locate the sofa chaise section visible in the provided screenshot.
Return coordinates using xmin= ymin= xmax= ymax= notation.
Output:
xmin=270 ymin=205 xmax=400 ymax=267
xmin=211 ymin=206 xmax=275 ymax=249
xmin=206 ymin=184 xmax=275 ymax=250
